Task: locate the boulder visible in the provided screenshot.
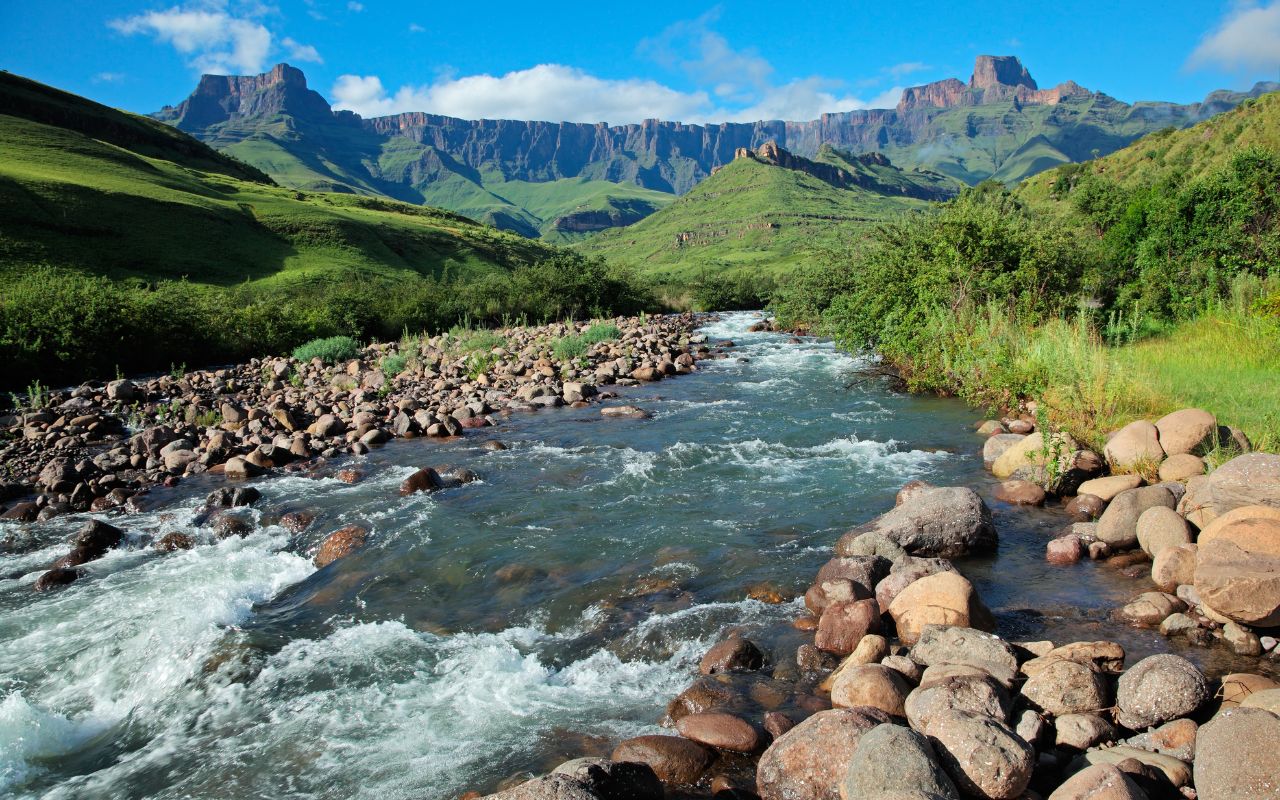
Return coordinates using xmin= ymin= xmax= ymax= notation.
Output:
xmin=400 ymin=467 xmax=444 ymax=495
xmin=924 ymin=709 xmax=1034 ymax=800
xmin=222 ymin=456 xmax=266 ymax=480
xmin=983 ymin=434 xmax=1026 ymax=467
xmin=1055 ymin=713 xmax=1119 ymax=751
xmin=550 ymin=759 xmax=662 ymax=800
xmin=1104 ymin=421 xmax=1165 ymax=469
xmin=1047 ymin=764 xmax=1147 ymax=800
xmin=908 ymin=626 xmax=1018 ymax=688
xmin=815 ymin=555 xmax=892 ymax=596
xmin=1194 ymin=539 xmax=1280 ymax=627
xmin=993 ymin=480 xmax=1046 ymax=506
xmin=991 ymin=430 xmax=1075 ymax=480
xmin=829 ymin=664 xmax=910 ymax=716
xmin=1022 ymin=658 xmax=1110 ymax=717
xmin=1204 ymin=453 xmax=1280 ymax=515
xmin=1077 ymin=475 xmax=1143 ymax=502
xmin=889 ymin=572 xmax=994 ymax=645
xmin=1150 ymin=544 xmax=1197 ymax=592
xmin=1066 ymin=494 xmax=1106 ymax=521
xmin=1123 ymin=717 xmax=1198 ymax=762
xmin=756 ymin=708 xmax=893 ymax=800
xmin=905 ymin=674 xmax=1009 ymax=733
xmin=1115 ymin=655 xmax=1206 ymax=731
xmin=1022 ymin=641 xmax=1126 ymax=678
xmin=1223 ymin=621 xmax=1263 ymax=655
xmin=1194 ymin=707 xmax=1280 ymax=800
xmin=34 ymin=567 xmax=81 ymax=591
xmin=675 ymin=711 xmax=761 ymax=753
xmin=665 ymin=678 xmax=739 ymax=723
xmin=836 ymin=487 xmax=996 ymax=559
xmin=699 ymin=637 xmax=764 ymax=675
xmin=611 ymin=735 xmax=713 ymax=788
xmin=1047 ymin=534 xmax=1084 ymax=564
xmin=1069 ymin=745 xmax=1191 ymax=788
xmin=1197 ymin=505 xmax=1280 ymax=547
xmin=1219 ymin=673 xmax=1280 ymax=709
xmin=875 ymin=558 xmax=955 ymax=611
xmin=1134 ymin=507 xmax=1191 ymax=557
xmin=1154 ymin=409 xmax=1217 ymax=456
xmin=314 ymin=525 xmax=368 ymax=568
xmin=816 ymin=599 xmax=881 ymax=655
xmin=1158 ymin=453 xmax=1205 ymax=483
xmin=1096 ymin=486 xmax=1176 ymax=550
xmin=1239 ymin=689 xmax=1280 ymax=714
xmin=479 ymin=774 xmax=601 ymax=800
xmin=840 ymin=723 xmax=959 ymax=800
xmin=1118 ymin=592 xmax=1186 ymax=626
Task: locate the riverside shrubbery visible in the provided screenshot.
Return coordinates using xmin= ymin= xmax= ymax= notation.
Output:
xmin=0 ymin=252 xmax=654 ymax=390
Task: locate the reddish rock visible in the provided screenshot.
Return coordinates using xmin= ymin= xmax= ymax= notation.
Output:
xmin=155 ymin=532 xmax=194 ymax=551
xmin=34 ymin=567 xmax=81 ymax=591
xmin=314 ymin=525 xmax=368 ymax=567
xmin=815 ymin=598 xmax=881 ymax=655
xmin=280 ymin=510 xmax=317 ymax=534
xmin=675 ymin=711 xmax=762 ymax=752
xmin=399 ymin=467 xmax=443 ymax=495
xmin=1047 ymin=534 xmax=1084 ymax=564
xmin=994 ymin=479 xmax=1047 ymax=506
xmin=762 ymin=711 xmax=794 ymax=738
xmin=1066 ymin=494 xmax=1106 ymax=521
xmin=335 ymin=469 xmax=362 ymax=484
xmin=666 ymin=678 xmax=740 ymax=723
xmin=611 ymin=735 xmax=712 ymax=787
xmin=699 ymin=637 xmax=764 ymax=675
xmin=756 ymin=708 xmax=893 ymax=800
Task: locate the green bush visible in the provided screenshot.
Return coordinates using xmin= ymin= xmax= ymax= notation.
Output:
xmin=552 ymin=335 xmax=587 ymax=361
xmin=292 ymin=336 xmax=360 ymax=364
xmin=380 ymin=353 xmax=409 ymax=376
xmin=689 ymin=272 xmax=777 ymax=311
xmin=581 ymin=323 xmax=622 ymax=344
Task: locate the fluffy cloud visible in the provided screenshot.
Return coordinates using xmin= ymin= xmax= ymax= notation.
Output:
xmin=332 ymin=65 xmax=712 ymax=122
xmin=282 ymin=36 xmax=322 ymax=63
xmin=110 ymin=6 xmax=272 ymax=74
xmin=1188 ymin=2 xmax=1280 ymax=72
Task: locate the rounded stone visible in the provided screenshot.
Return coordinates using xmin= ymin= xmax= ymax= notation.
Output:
xmin=1046 ymin=763 xmax=1147 ymax=800
xmin=756 ymin=708 xmax=894 ymax=800
xmin=1115 ymin=654 xmax=1206 ymax=731
xmin=1134 ymin=506 xmax=1192 ymax=557
xmin=924 ymin=709 xmax=1034 ymax=800
xmin=829 ymin=664 xmax=910 ymax=717
xmin=675 ymin=711 xmax=762 ymax=753
xmin=1194 ymin=707 xmax=1280 ymax=800
xmin=1021 ymin=659 xmax=1110 ymax=717
xmin=840 ymin=723 xmax=959 ymax=800
xmin=611 ymin=735 xmax=714 ymax=787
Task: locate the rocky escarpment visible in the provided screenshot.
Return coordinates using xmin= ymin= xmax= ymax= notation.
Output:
xmin=732 ymin=142 xmax=956 ymax=201
xmin=897 ymin=55 xmax=1093 ymax=111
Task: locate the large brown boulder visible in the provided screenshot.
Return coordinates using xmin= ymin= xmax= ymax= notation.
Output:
xmin=611 ymin=735 xmax=713 ymax=788
xmin=1203 ymin=453 xmax=1280 ymax=516
xmin=1115 ymin=654 xmax=1206 ymax=731
xmin=675 ymin=711 xmax=761 ymax=753
xmin=1095 ymin=486 xmax=1176 ymax=550
xmin=699 ymin=637 xmax=764 ymax=675
xmin=829 ymin=664 xmax=910 ymax=717
xmin=756 ymin=707 xmax=893 ymax=800
xmin=889 ymin=572 xmax=994 ymax=645
xmin=1046 ymin=764 xmax=1147 ymax=800
xmin=1021 ymin=658 xmax=1110 ymax=717
xmin=1150 ymin=544 xmax=1197 ymax=592
xmin=815 ymin=555 xmax=892 ymax=596
xmin=840 ymin=723 xmax=960 ymax=800
xmin=1194 ymin=538 xmax=1280 ymax=627
xmin=875 ymin=558 xmax=955 ymax=611
xmin=1134 ymin=507 xmax=1191 ymax=557
xmin=836 ymin=487 xmax=996 ymax=559
xmin=924 ymin=709 xmax=1034 ymax=800
xmin=314 ymin=525 xmax=368 ymax=567
xmin=1154 ymin=409 xmax=1217 ymax=456
xmin=1193 ymin=707 xmax=1280 ymax=800
xmin=1104 ymin=421 xmax=1164 ymax=470
xmin=816 ymin=599 xmax=881 ymax=655
xmin=905 ymin=674 xmax=1009 ymax=733
xmin=908 ymin=626 xmax=1018 ymax=688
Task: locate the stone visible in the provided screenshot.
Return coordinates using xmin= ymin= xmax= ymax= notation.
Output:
xmin=1204 ymin=453 xmax=1280 ymax=516
xmin=675 ymin=711 xmax=761 ymax=752
xmin=1197 ymin=505 xmax=1280 ymax=547
xmin=1219 ymin=673 xmax=1280 ymax=708
xmin=1104 ymin=421 xmax=1165 ymax=469
xmin=976 ymin=420 xmax=1006 ymax=437
xmin=889 ymin=572 xmax=994 ymax=645
xmin=991 ymin=430 xmax=1076 ymax=480
xmin=909 ymin=626 xmax=1019 ymax=688
xmin=1194 ymin=707 xmax=1280 ymax=800
xmin=71 ymin=519 xmax=124 ymax=558
xmin=837 ymin=531 xmax=908 ymax=561
xmin=1150 ymin=544 xmax=1197 ymax=592
xmin=106 ymin=378 xmax=137 ymax=401
xmin=550 ymin=759 xmax=663 ymax=800
xmin=905 ymin=674 xmax=1009 ymax=733
xmin=924 ymin=709 xmax=1034 ymax=800
xmin=875 ymin=558 xmax=955 ymax=611
xmin=840 ymin=723 xmax=959 ymax=800
xmin=1048 ymin=534 xmax=1084 ymax=564
xmin=1158 ymin=454 xmax=1205 ymax=483
xmin=34 ymin=567 xmax=81 ymax=591
xmin=400 ymin=467 xmax=444 ymax=495
xmin=1077 ymin=475 xmax=1143 ymax=502
xmin=994 ymin=480 xmax=1046 ymax=506
xmin=1021 ymin=658 xmax=1110 ymax=717
xmin=1239 ymin=689 xmax=1280 ymax=714
xmin=600 ymin=405 xmax=650 ymax=419
xmin=836 ymin=487 xmax=996 ymax=559
xmin=155 ymin=532 xmax=194 ymax=551
xmin=829 ymin=664 xmax=910 ymax=716
xmin=1070 ymin=745 xmax=1192 ymax=788
xmin=1066 ymin=494 xmax=1106 ymax=521
xmin=1115 ymin=654 xmax=1206 ymax=731
xmin=1118 ymin=592 xmax=1186 ymax=626
xmin=665 ymin=678 xmax=739 ymax=723
xmin=699 ymin=637 xmax=764 ymax=675
xmin=1158 ymin=613 xmax=1200 ymax=637
xmin=984 ymin=434 xmax=1026 ymax=467
xmin=1123 ymin=717 xmax=1198 ymax=762
xmin=1154 ymin=409 xmax=1218 ymax=456
xmin=611 ymin=735 xmax=713 ymax=788
xmin=881 ymin=655 xmax=923 ymax=683
xmin=1047 ymin=764 xmax=1147 ymax=800
xmin=222 ymin=456 xmax=266 ymax=479
xmin=1223 ymin=621 xmax=1263 ymax=656
xmin=1022 ymin=641 xmax=1126 ymax=677
xmin=314 ymin=525 xmax=368 ymax=568
xmin=756 ymin=708 xmax=894 ymax=800
xmin=1055 ymin=714 xmax=1118 ymax=751
xmin=816 ymin=599 xmax=881 ymax=655
xmin=1096 ymin=486 xmax=1176 ymax=550
xmin=479 ymin=774 xmax=600 ymax=800
xmin=815 ymin=555 xmax=892 ymax=596
xmin=1194 ymin=539 xmax=1280 ymax=627
xmin=1134 ymin=507 xmax=1192 ymax=557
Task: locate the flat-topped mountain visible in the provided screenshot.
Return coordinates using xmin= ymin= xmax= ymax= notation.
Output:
xmin=152 ymin=58 xmax=1278 ymax=237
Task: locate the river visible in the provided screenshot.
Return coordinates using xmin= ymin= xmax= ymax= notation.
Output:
xmin=0 ymin=312 xmax=1260 ymax=799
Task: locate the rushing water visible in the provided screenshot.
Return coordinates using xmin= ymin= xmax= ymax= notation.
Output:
xmin=0 ymin=312 xmax=1268 ymax=799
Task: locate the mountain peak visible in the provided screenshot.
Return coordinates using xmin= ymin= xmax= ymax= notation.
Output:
xmin=970 ymin=55 xmax=1037 ymax=91
xmin=155 ymin=63 xmax=333 ymax=132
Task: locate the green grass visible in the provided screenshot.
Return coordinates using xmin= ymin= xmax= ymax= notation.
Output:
xmin=293 ymin=336 xmax=360 ymax=364
xmin=552 ymin=335 xmax=587 ymax=361
xmin=580 ymin=323 xmax=622 ymax=344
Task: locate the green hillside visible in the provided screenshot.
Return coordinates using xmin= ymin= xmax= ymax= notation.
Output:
xmin=575 ymin=145 xmax=959 ymax=282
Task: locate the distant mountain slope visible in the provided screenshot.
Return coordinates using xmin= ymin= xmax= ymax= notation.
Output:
xmin=574 ymin=143 xmax=959 ymax=281
xmin=153 ymin=57 xmax=1276 ymax=235
xmin=0 ymin=72 xmax=555 ymax=289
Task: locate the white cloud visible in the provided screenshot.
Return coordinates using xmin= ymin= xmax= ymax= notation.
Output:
xmin=93 ymin=71 xmax=127 ymax=83
xmin=282 ymin=36 xmax=322 ymax=63
xmin=1188 ymin=1 xmax=1280 ymax=72
xmin=110 ymin=6 xmax=272 ymax=74
xmin=408 ymin=22 xmax=425 ymax=33
xmin=887 ymin=61 xmax=931 ymax=79
xmin=332 ymin=65 xmax=713 ymax=122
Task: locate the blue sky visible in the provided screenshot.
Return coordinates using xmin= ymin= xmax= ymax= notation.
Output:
xmin=3 ymin=1 xmax=1279 ymax=123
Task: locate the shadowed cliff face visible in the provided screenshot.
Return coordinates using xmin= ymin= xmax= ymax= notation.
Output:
xmin=152 ymin=58 xmax=1279 ymax=221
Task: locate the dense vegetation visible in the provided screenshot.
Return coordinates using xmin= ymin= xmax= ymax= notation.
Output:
xmin=774 ymin=93 xmax=1280 ymax=446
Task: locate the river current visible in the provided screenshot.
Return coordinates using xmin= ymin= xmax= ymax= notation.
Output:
xmin=0 ymin=312 xmax=1258 ymax=799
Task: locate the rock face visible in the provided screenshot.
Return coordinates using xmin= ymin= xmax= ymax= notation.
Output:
xmin=925 ymin=709 xmax=1034 ymax=800
xmin=837 ymin=487 xmax=996 ymax=559
xmin=841 ymin=723 xmax=960 ymax=800
xmin=756 ymin=708 xmax=893 ymax=800
xmin=1193 ymin=707 xmax=1280 ymax=800
xmin=889 ymin=572 xmax=994 ymax=645
xmin=1114 ymin=654 xmax=1206 ymax=730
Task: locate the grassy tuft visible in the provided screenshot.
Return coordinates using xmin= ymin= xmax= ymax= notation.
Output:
xmin=293 ymin=336 xmax=361 ymax=365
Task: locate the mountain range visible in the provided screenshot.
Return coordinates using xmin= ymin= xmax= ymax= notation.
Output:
xmin=154 ymin=57 xmax=1278 ymax=239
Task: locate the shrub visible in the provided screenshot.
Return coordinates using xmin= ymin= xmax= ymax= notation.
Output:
xmin=689 ymin=272 xmax=777 ymax=311
xmin=552 ymin=335 xmax=587 ymax=361
xmin=580 ymin=323 xmax=621 ymax=344
xmin=380 ymin=353 xmax=409 ymax=376
xmin=292 ymin=336 xmax=360 ymax=364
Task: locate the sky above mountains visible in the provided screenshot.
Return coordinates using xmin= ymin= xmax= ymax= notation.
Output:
xmin=3 ymin=1 xmax=1279 ymax=124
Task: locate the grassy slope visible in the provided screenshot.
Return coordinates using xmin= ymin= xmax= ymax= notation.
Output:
xmin=0 ymin=109 xmax=556 ymax=291
xmin=575 ymin=155 xmax=949 ymax=282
